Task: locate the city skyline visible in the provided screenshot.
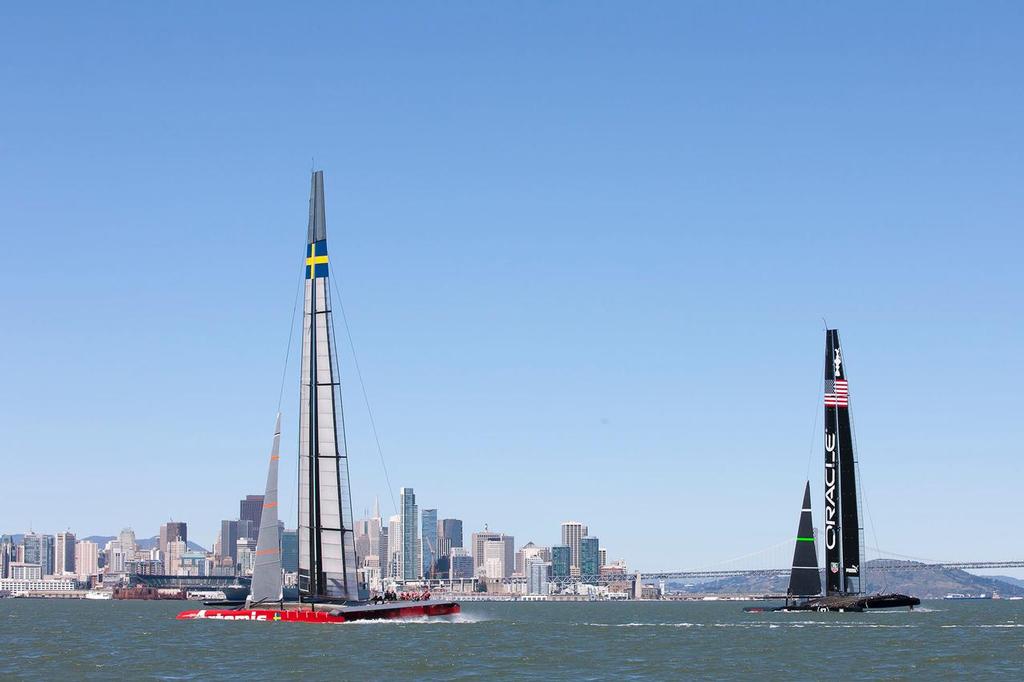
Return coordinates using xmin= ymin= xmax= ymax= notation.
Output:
xmin=2 ymin=3 xmax=1022 ymax=571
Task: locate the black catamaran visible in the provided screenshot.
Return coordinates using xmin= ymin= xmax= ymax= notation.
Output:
xmin=179 ymin=172 xmax=460 ymax=623
xmin=746 ymin=330 xmax=919 ymax=613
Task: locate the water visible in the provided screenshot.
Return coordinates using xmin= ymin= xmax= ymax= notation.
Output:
xmin=2 ymin=599 xmax=1022 ymax=679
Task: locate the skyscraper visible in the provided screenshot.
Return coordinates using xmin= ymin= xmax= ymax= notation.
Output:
xmin=387 ymin=515 xmax=401 ymax=578
xmin=399 ymin=488 xmax=420 ymax=580
xmin=551 ymin=545 xmax=571 ymax=579
xmin=560 ymin=522 xmax=587 ymax=571
xmin=439 ymin=518 xmax=464 ymax=548
xmin=421 ymin=508 xmax=437 ymax=578
xmin=118 ymin=528 xmax=137 ymax=562
xmin=526 ymin=558 xmax=551 ymax=595
xmin=0 ymin=535 xmax=14 ymax=579
xmin=74 ymin=540 xmax=99 ymax=580
xmin=239 ymin=494 xmax=264 ymax=540
xmin=159 ymin=521 xmax=187 ymax=560
xmin=580 ymin=536 xmax=600 ymax=580
xmin=219 ymin=520 xmax=239 ymax=572
xmin=281 ymin=529 xmax=299 ymax=573
xmin=54 ymin=532 xmax=76 ymax=575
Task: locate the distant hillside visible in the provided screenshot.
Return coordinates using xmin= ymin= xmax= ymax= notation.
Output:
xmin=671 ymin=560 xmax=1024 ymax=599
xmin=3 ymin=533 xmax=206 ymax=553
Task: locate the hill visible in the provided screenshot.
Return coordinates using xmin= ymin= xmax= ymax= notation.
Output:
xmin=670 ymin=560 xmax=1024 ymax=599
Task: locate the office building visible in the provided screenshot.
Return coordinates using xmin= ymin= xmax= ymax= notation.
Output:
xmin=399 ymin=487 xmax=420 ymax=580
xmin=551 ymin=545 xmax=571 ymax=579
xmin=580 ymin=536 xmax=600 ymax=580
xmin=0 ymin=535 xmax=14 ymax=578
xmin=560 ymin=522 xmax=587 ymax=571
xmin=439 ymin=518 xmax=464 ymax=548
xmin=219 ymin=520 xmax=239 ymax=569
xmin=54 ymin=532 xmax=76 ymax=575
xmin=74 ymin=540 xmax=99 ymax=580
xmin=599 ymin=548 xmax=607 ymax=568
xmin=450 ymin=548 xmax=474 ymax=579
xmin=471 ymin=531 xmax=514 ymax=577
xmin=164 ymin=539 xmax=186 ymax=576
xmin=9 ymin=562 xmax=42 ymax=580
xmin=239 ymin=494 xmax=264 ymax=540
xmin=282 ymin=529 xmax=298 ymax=573
xmin=159 ymin=521 xmax=187 ymax=560
xmin=421 ymin=508 xmax=437 ymax=578
xmin=483 ymin=537 xmax=509 ymax=579
xmin=527 ymin=558 xmax=551 ymax=595
xmin=387 ymin=515 xmax=401 ymax=578
xmin=118 ymin=528 xmax=137 ymax=562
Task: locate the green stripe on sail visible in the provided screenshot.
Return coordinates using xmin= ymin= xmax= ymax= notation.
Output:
xmin=796 ymin=537 xmax=815 ymax=542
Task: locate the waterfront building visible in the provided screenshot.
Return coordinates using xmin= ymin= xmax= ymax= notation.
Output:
xmin=580 ymin=536 xmax=600 ymax=580
xmin=399 ymin=488 xmax=420 ymax=580
xmin=449 ymin=548 xmax=474 ymax=579
xmin=54 ymin=532 xmax=76 ymax=576
xmin=9 ymin=562 xmax=42 ymax=580
xmin=551 ymin=545 xmax=571 ymax=579
xmin=526 ymin=558 xmax=551 ymax=595
xmin=560 ymin=522 xmax=587 ymax=571
xmin=281 ymin=529 xmax=298 ymax=573
xmin=239 ymin=495 xmax=264 ymax=540
xmin=421 ymin=508 xmax=437 ymax=578
xmin=74 ymin=540 xmax=99 ymax=580
xmin=21 ymin=533 xmax=54 ymax=576
xmin=159 ymin=521 xmax=187 ymax=560
xmin=0 ymin=535 xmax=14 ymax=578
xmin=0 ymin=577 xmax=76 ymax=592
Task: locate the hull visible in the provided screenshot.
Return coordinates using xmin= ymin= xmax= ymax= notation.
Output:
xmin=177 ymin=600 xmax=461 ymax=623
xmin=744 ymin=593 xmax=920 ymax=613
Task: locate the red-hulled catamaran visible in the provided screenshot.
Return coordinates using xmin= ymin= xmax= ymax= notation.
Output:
xmin=178 ymin=172 xmax=459 ymax=624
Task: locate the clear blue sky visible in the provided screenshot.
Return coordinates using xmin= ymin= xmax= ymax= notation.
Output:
xmin=1 ymin=2 xmax=1021 ymax=571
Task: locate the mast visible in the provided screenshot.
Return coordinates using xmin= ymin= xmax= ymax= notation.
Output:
xmin=787 ymin=481 xmax=822 ymax=598
xmin=297 ymin=171 xmax=360 ymax=601
xmin=823 ymin=329 xmax=861 ymax=595
xmin=249 ymin=413 xmax=283 ymax=604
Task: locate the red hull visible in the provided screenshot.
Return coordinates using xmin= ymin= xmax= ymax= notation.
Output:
xmin=176 ymin=601 xmax=460 ymax=623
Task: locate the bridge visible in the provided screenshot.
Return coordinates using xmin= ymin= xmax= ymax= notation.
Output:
xmin=396 ymin=558 xmax=1024 ymax=590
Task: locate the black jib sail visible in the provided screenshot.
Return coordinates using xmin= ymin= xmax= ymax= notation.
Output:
xmin=823 ymin=329 xmax=862 ymax=595
xmin=788 ymin=481 xmax=822 ymax=598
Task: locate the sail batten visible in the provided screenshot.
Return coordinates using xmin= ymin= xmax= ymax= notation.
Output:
xmin=297 ymin=170 xmax=360 ymax=601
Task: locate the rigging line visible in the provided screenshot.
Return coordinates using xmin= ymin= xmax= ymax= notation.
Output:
xmin=278 ymin=262 xmax=305 ymax=412
xmin=330 ymin=275 xmax=398 ymax=515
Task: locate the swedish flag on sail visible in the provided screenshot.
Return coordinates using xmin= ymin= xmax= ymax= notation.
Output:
xmin=305 ymin=239 xmax=329 ymax=279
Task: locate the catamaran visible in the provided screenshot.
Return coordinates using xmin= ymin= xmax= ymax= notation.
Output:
xmin=745 ymin=330 xmax=919 ymax=613
xmin=178 ymin=172 xmax=460 ymax=623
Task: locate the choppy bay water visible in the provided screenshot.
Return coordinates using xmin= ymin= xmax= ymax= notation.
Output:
xmin=2 ymin=599 xmax=1022 ymax=679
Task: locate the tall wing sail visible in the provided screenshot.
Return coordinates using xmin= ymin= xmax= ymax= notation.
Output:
xmin=297 ymin=171 xmax=360 ymax=601
xmin=787 ymin=481 xmax=822 ymax=597
xmin=249 ymin=413 xmax=283 ymax=603
xmin=824 ymin=329 xmax=862 ymax=595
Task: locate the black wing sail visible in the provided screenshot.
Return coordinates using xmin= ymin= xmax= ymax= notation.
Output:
xmin=824 ymin=329 xmax=862 ymax=595
xmin=788 ymin=481 xmax=822 ymax=597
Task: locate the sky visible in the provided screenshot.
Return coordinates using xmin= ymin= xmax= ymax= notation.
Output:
xmin=1 ymin=2 xmax=1021 ymax=573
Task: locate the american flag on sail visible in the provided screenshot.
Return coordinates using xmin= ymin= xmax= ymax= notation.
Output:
xmin=824 ymin=379 xmax=849 ymax=407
